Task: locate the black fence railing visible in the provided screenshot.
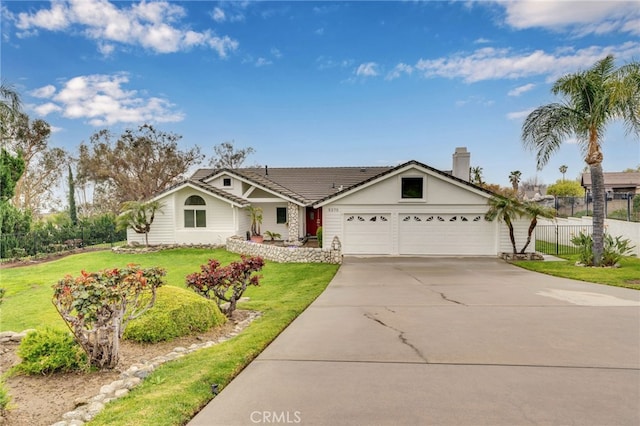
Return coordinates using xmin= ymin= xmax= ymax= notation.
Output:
xmin=551 ymin=194 xmax=639 ymax=222
xmin=535 ymin=225 xmax=593 ymax=256
xmin=0 ymin=225 xmax=126 ymax=259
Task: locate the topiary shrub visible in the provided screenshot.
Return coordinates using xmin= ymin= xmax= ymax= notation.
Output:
xmin=15 ymin=327 xmax=87 ymax=375
xmin=123 ymin=286 xmax=226 ymax=343
xmin=316 ymin=226 xmax=323 ymax=248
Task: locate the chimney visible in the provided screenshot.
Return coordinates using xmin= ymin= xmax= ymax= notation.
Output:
xmin=452 ymin=147 xmax=470 ymax=181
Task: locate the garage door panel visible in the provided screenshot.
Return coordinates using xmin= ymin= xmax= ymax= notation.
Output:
xmin=344 ymin=214 xmax=391 ymax=254
xmin=399 ymin=214 xmax=494 ymax=255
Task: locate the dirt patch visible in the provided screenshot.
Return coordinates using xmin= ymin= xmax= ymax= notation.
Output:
xmin=0 ymin=310 xmax=252 ymax=426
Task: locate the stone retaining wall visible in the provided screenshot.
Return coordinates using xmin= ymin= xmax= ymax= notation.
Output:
xmin=226 ymin=236 xmax=342 ymax=264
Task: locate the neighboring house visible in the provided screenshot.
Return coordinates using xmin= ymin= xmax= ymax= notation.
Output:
xmin=581 ymin=172 xmax=640 ymax=199
xmin=127 ymin=147 xmax=530 ymax=256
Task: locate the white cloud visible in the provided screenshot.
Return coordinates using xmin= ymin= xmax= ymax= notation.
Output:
xmin=29 ymin=84 xmax=57 ymax=98
xmin=30 ymin=73 xmax=184 ymax=126
xmin=355 ymin=62 xmax=379 ymax=77
xmin=473 ymin=37 xmax=491 ymax=44
xmin=211 ymin=7 xmax=226 ymax=23
xmin=507 ymin=109 xmax=534 ymax=121
xmin=13 ymin=0 xmax=239 ymax=57
xmin=385 ymin=63 xmax=413 ymax=81
xmin=414 ymin=42 xmax=640 ymax=83
xmin=255 ymin=57 xmax=272 ymax=67
xmin=270 ymin=48 xmax=282 ymax=58
xmin=500 ymin=0 xmax=640 ymax=36
xmin=316 ymin=56 xmax=353 ymax=71
xmin=508 ymin=83 xmax=535 ymax=97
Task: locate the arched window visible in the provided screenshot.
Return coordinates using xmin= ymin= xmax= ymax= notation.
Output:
xmin=184 ymin=195 xmax=206 ymax=227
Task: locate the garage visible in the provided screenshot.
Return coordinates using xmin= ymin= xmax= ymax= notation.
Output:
xmin=343 ymin=214 xmax=391 ymax=254
xmin=399 ymin=213 xmax=495 ymax=255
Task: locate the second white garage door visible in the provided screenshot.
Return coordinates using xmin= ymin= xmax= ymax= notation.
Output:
xmin=399 ymin=213 xmax=495 ymax=255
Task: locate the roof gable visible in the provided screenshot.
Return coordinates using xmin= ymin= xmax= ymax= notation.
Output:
xmin=150 ymin=179 xmax=249 ymax=207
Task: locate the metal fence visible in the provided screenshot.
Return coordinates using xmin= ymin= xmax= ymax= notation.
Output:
xmin=551 ymin=194 xmax=639 ymax=222
xmin=0 ymin=225 xmax=126 ymax=259
xmin=535 ymin=224 xmax=593 ymax=256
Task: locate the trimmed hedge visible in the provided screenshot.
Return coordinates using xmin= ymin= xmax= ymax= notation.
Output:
xmin=123 ymin=286 xmax=227 ymax=343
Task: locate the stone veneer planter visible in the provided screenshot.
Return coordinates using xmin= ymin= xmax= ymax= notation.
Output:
xmin=226 ymin=236 xmax=342 ymax=264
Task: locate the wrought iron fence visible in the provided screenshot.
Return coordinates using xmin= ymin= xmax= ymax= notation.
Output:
xmin=0 ymin=225 xmax=126 ymax=259
xmin=550 ymin=194 xmax=640 ymax=222
xmin=535 ymin=224 xmax=593 ymax=256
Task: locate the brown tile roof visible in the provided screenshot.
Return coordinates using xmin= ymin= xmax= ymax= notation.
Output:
xmin=581 ymin=172 xmax=640 ymax=189
xmin=191 ymin=162 xmax=493 ymax=206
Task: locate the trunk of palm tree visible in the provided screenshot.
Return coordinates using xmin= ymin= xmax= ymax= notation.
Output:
xmin=590 ymin=162 xmax=605 ymax=266
xmin=519 ymin=217 xmax=537 ymax=254
xmin=504 ymin=215 xmax=517 ymax=254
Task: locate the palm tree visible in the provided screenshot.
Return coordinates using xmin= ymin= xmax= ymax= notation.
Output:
xmin=508 ymin=170 xmax=522 ymax=197
xmin=519 ymin=202 xmax=555 ymax=253
xmin=559 ymin=165 xmax=568 ymax=181
xmin=470 ymin=166 xmax=484 ymax=185
xmin=116 ymin=200 xmax=163 ymax=246
xmin=485 ymin=196 xmax=524 ymax=254
xmin=522 ymin=55 xmax=640 ymax=266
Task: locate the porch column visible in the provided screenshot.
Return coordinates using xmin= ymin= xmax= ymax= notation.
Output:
xmin=287 ymin=202 xmax=299 ymax=242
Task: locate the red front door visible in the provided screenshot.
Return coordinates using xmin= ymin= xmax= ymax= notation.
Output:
xmin=305 ymin=207 xmax=322 ymax=237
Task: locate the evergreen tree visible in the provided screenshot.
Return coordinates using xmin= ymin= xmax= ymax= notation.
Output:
xmin=68 ymin=165 xmax=78 ymax=225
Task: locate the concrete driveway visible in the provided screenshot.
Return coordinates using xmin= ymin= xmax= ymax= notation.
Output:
xmin=189 ymin=257 xmax=640 ymax=426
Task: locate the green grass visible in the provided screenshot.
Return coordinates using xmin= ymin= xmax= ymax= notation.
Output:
xmin=0 ymin=248 xmax=339 ymax=425
xmin=513 ymin=255 xmax=640 ymax=290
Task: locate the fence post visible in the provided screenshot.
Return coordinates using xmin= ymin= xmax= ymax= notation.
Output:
xmin=627 ymin=194 xmax=631 ymax=222
xmin=555 ymin=225 xmax=559 ymax=255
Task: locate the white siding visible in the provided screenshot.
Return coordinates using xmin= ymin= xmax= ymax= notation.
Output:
xmin=256 ymin=202 xmax=289 ymax=240
xmin=497 ymin=219 xmax=531 ymax=253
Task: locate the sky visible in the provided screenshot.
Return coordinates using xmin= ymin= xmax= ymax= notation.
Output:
xmin=2 ymin=0 xmax=640 ymax=189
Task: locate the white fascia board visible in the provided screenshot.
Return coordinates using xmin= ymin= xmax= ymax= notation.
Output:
xmin=151 ymin=181 xmax=247 ymax=208
xmin=205 ymin=171 xmax=305 ymax=206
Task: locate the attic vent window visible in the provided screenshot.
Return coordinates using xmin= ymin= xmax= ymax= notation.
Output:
xmin=401 ymin=177 xmax=423 ymax=199
xmin=223 ymin=178 xmax=232 ymax=187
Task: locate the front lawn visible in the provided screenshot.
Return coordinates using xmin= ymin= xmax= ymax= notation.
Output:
xmin=0 ymin=248 xmax=339 ymax=425
xmin=513 ymin=255 xmax=640 ymax=290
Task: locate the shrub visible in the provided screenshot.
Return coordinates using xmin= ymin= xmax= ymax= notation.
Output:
xmin=571 ymin=231 xmax=636 ymax=267
xmin=316 ymin=226 xmax=323 ymax=248
xmin=52 ymin=264 xmax=166 ymax=368
xmin=186 ymin=256 xmax=264 ymax=316
xmin=15 ymin=328 xmax=87 ymax=375
xmin=0 ymin=379 xmax=9 ymax=414
xmin=124 ymin=286 xmax=226 ymax=343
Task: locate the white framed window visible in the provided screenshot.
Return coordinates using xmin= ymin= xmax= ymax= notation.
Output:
xmin=184 ymin=195 xmax=206 ymax=228
xmin=401 ymin=177 xmax=423 ymax=199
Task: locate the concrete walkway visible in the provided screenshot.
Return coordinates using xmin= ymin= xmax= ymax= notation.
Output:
xmin=189 ymin=257 xmax=640 ymax=426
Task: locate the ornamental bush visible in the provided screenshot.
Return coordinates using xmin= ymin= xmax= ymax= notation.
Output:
xmin=571 ymin=232 xmax=636 ymax=267
xmin=52 ymin=264 xmax=166 ymax=368
xmin=15 ymin=327 xmax=87 ymax=375
xmin=186 ymin=256 xmax=264 ymax=316
xmin=124 ymin=286 xmax=226 ymax=343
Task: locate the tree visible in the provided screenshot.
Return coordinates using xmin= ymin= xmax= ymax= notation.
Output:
xmin=5 ymin=114 xmax=67 ymax=215
xmin=116 ymin=200 xmax=163 ymax=246
xmin=0 ymin=82 xmax=22 ymax=139
xmin=68 ymin=165 xmax=78 ymax=226
xmin=78 ymin=124 xmax=204 ymax=204
xmin=0 ymin=149 xmax=25 ymax=202
xmin=210 ymin=141 xmax=256 ymax=169
xmin=559 ymin=165 xmax=568 ymax=181
xmin=546 ymin=179 xmax=584 ymax=197
xmin=485 ymin=196 xmax=524 ymax=254
xmin=522 ymin=55 xmax=640 ymax=266
xmin=52 ymin=264 xmax=166 ymax=368
xmin=470 ymin=166 xmax=484 ymax=185
xmin=508 ymin=170 xmax=522 ymax=197
xmin=519 ymin=202 xmax=556 ymax=253
xmin=186 ymin=256 xmax=264 ymax=316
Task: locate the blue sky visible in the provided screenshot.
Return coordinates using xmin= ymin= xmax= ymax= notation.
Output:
xmin=2 ymin=0 xmax=640 ymax=188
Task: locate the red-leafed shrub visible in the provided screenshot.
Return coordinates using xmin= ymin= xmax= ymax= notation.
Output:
xmin=52 ymin=264 xmax=166 ymax=368
xmin=185 ymin=256 xmax=264 ymax=316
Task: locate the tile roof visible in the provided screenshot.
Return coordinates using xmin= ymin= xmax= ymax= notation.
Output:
xmin=190 ymin=161 xmax=493 ymax=206
xmin=581 ymin=172 xmax=640 ymax=188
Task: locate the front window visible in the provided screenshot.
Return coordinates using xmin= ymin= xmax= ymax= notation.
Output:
xmin=401 ymin=177 xmax=423 ymax=199
xmin=184 ymin=195 xmax=206 ymax=227
xmin=276 ymin=207 xmax=287 ymax=224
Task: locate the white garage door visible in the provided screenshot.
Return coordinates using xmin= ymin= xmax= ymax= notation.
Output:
xmin=343 ymin=214 xmax=391 ymax=254
xmin=399 ymin=214 xmax=495 ymax=255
